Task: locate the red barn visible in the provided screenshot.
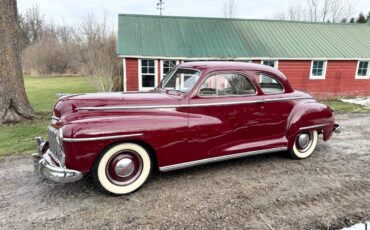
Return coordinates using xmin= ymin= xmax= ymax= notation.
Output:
xmin=117 ymin=14 xmax=370 ymax=97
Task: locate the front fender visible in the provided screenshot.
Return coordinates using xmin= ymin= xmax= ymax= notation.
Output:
xmin=286 ymin=101 xmax=334 ymax=148
xmin=60 ymin=109 xmax=189 ymax=173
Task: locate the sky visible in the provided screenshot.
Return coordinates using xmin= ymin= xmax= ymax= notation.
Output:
xmin=18 ymin=0 xmax=370 ymax=29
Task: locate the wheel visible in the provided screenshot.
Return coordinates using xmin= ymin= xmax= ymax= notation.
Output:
xmin=290 ymin=130 xmax=318 ymax=159
xmin=92 ymin=143 xmax=152 ymax=195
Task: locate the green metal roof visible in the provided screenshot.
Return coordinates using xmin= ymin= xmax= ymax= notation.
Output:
xmin=117 ymin=14 xmax=370 ymax=59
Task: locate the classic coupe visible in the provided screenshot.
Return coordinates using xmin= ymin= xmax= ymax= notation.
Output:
xmin=33 ymin=62 xmax=342 ymax=195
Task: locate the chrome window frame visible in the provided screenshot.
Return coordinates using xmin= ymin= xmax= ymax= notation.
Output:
xmin=255 ymin=72 xmax=285 ymax=95
xmin=196 ymin=71 xmax=258 ymax=98
xmin=160 ymin=68 xmax=202 ymax=93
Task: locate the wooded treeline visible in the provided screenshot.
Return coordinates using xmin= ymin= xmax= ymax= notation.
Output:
xmin=18 ymin=6 xmax=121 ymax=91
xmin=272 ymin=0 xmax=370 ymax=23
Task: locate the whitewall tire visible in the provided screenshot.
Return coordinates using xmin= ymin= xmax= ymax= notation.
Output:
xmin=290 ymin=130 xmax=318 ymax=159
xmin=93 ymin=143 xmax=152 ymax=195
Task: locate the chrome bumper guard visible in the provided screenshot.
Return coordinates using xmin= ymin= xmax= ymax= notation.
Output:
xmin=333 ymin=124 xmax=343 ymax=134
xmin=32 ymin=137 xmax=83 ymax=183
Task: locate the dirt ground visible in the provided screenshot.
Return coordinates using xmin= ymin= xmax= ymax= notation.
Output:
xmin=0 ymin=113 xmax=369 ymax=230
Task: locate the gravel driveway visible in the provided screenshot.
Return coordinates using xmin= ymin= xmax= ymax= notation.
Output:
xmin=0 ymin=113 xmax=369 ymax=230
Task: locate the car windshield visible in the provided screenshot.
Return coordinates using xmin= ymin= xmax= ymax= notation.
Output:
xmin=159 ymin=68 xmax=200 ymax=93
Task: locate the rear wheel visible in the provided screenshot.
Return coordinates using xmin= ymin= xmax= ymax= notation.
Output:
xmin=290 ymin=130 xmax=318 ymax=159
xmin=92 ymin=143 xmax=152 ymax=195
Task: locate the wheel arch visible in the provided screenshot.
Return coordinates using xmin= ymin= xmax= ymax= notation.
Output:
xmin=91 ymin=139 xmax=159 ymax=172
xmin=286 ymin=100 xmax=334 ymax=149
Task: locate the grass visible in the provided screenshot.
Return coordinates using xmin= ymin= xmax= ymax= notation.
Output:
xmin=320 ymin=99 xmax=370 ymax=113
xmin=25 ymin=76 xmax=95 ymax=113
xmin=0 ymin=76 xmax=95 ymax=156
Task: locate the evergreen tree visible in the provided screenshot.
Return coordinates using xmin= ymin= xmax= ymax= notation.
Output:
xmin=356 ymin=13 xmax=367 ymax=23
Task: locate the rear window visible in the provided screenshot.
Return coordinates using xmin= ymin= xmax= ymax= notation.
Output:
xmin=256 ymin=73 xmax=284 ymax=94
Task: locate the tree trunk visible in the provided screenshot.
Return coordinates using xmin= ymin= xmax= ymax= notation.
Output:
xmin=0 ymin=0 xmax=34 ymax=124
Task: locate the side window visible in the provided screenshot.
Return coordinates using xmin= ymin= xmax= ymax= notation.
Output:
xmin=199 ymin=73 xmax=256 ymax=96
xmin=257 ymin=73 xmax=284 ymax=94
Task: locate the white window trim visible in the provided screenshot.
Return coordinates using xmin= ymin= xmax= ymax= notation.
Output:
xmin=138 ymin=59 xmax=158 ymax=91
xmin=355 ymin=60 xmax=370 ymax=80
xmin=122 ymin=58 xmax=127 ymax=92
xmin=261 ymin=60 xmax=279 ymax=69
xmin=309 ymin=60 xmax=327 ymax=80
xmin=160 ymin=60 xmax=179 ymax=80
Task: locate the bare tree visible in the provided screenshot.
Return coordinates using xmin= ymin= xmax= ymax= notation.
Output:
xmin=0 ymin=0 xmax=34 ymax=124
xmin=306 ymin=0 xmax=320 ymax=21
xmin=274 ymin=0 xmax=356 ymax=23
xmin=329 ymin=0 xmax=356 ymax=22
xmin=20 ymin=4 xmax=44 ymax=44
xmin=222 ymin=0 xmax=238 ymax=18
xmin=78 ymin=15 xmax=118 ymax=92
xmin=19 ymin=6 xmax=121 ymax=91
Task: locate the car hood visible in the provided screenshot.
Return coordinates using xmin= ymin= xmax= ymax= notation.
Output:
xmin=53 ymin=92 xmax=180 ymax=118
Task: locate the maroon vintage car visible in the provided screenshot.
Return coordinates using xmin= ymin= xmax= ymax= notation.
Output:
xmin=33 ymin=62 xmax=342 ymax=195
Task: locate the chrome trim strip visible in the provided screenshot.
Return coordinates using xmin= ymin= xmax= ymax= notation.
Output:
xmin=77 ymin=97 xmax=313 ymax=111
xmin=63 ymin=133 xmax=143 ymax=143
xmin=78 ymin=104 xmax=181 ymax=110
xmin=159 ymin=147 xmax=287 ymax=172
xmin=299 ymin=123 xmax=331 ymax=131
xmin=51 ymin=116 xmax=60 ymax=121
xmin=56 ymin=93 xmax=82 ymax=100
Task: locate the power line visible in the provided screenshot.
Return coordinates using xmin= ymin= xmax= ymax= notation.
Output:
xmin=157 ymin=0 xmax=165 ymax=16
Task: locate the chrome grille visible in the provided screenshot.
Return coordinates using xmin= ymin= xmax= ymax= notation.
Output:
xmin=47 ymin=126 xmax=65 ymax=166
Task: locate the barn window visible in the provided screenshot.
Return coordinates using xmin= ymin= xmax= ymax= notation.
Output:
xmin=161 ymin=60 xmax=177 ymax=79
xmin=261 ymin=60 xmax=278 ymax=68
xmin=139 ymin=59 xmax=157 ymax=90
xmin=310 ymin=60 xmax=327 ymax=79
xmin=356 ymin=61 xmax=369 ymax=79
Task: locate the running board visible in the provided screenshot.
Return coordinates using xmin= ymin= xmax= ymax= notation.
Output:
xmin=159 ymin=147 xmax=287 ymax=172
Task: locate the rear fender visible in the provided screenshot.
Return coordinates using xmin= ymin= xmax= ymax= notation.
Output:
xmin=286 ymin=101 xmax=334 ymax=149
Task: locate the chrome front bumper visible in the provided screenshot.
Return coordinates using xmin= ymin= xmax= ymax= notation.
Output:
xmin=32 ymin=138 xmax=83 ymax=183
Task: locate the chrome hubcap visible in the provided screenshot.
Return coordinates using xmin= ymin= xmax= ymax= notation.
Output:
xmin=115 ymin=158 xmax=135 ymax=177
xmin=297 ymin=133 xmax=310 ymax=149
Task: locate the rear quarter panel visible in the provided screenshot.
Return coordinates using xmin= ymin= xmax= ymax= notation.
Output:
xmin=286 ymin=100 xmax=334 ymax=148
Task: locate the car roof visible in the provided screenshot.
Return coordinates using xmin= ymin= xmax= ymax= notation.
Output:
xmin=178 ymin=61 xmax=294 ymax=94
xmin=178 ymin=61 xmax=287 ymax=80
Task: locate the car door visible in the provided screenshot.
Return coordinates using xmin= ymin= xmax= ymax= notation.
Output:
xmin=185 ymin=72 xmax=266 ymax=162
xmin=254 ymin=72 xmax=295 ymax=146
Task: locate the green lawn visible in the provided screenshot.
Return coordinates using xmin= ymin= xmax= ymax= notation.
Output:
xmin=320 ymin=99 xmax=370 ymax=113
xmin=0 ymin=76 xmax=95 ymax=156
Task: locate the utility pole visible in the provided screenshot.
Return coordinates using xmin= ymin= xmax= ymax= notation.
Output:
xmin=157 ymin=0 xmax=165 ymax=16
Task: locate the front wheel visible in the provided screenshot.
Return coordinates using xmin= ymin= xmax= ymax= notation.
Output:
xmin=290 ymin=130 xmax=318 ymax=159
xmin=92 ymin=143 xmax=152 ymax=195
